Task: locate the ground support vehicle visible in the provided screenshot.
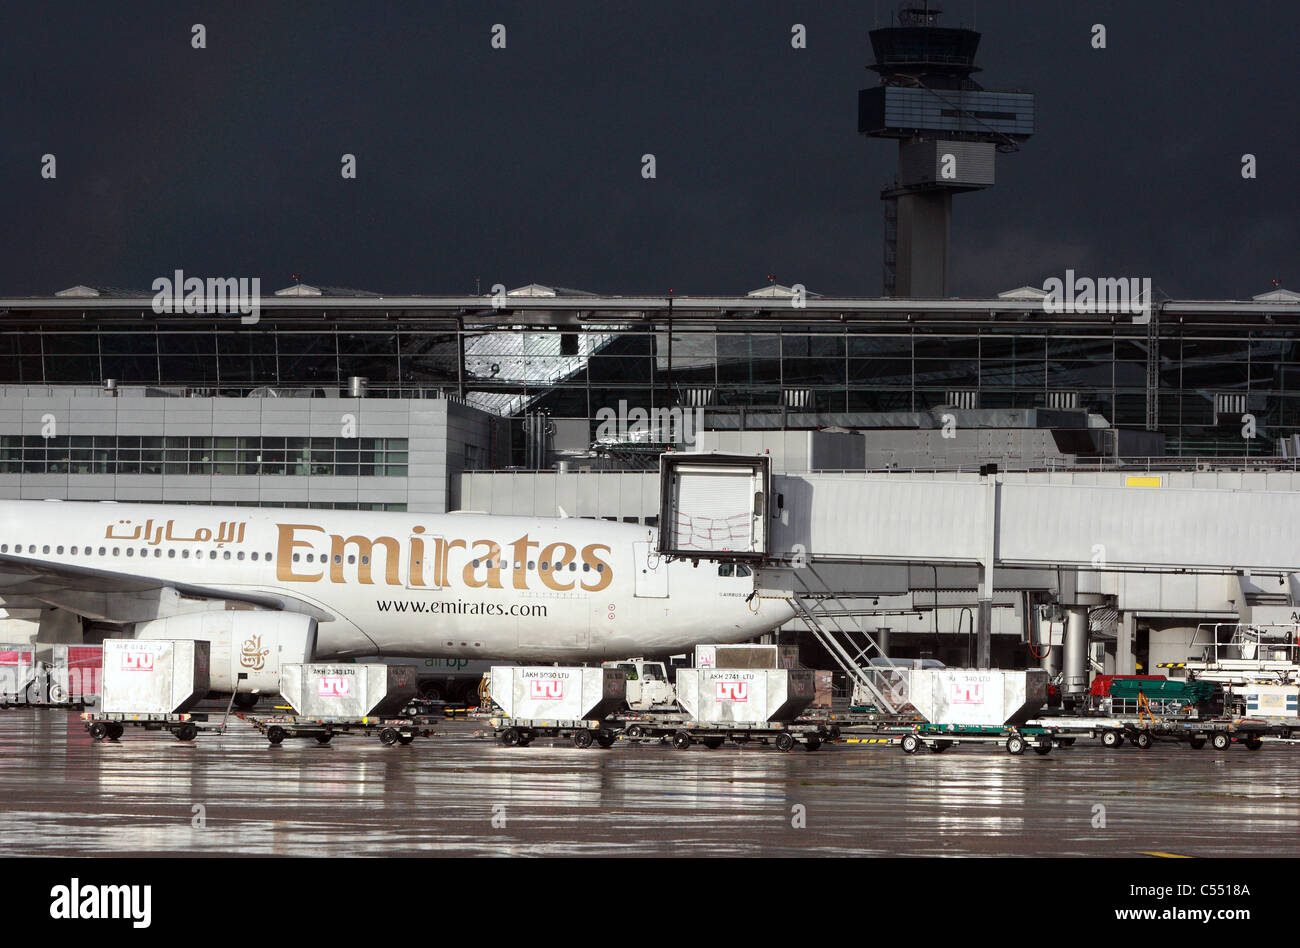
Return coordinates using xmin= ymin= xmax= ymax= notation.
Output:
xmin=1030 ymin=714 xmax=1274 ymax=750
xmin=244 ymin=713 xmax=441 ymax=746
xmin=895 ymin=723 xmax=1058 ymax=756
xmin=82 ymin=710 xmax=228 ymax=742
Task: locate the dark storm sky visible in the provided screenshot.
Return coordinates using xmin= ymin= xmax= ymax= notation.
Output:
xmin=2 ymin=1 xmax=1296 ymax=299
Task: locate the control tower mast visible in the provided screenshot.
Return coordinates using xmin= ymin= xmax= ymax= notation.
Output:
xmin=859 ymin=3 xmax=1034 ymax=296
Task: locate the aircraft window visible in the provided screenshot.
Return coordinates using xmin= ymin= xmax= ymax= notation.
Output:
xmin=718 ymin=564 xmax=733 ymax=577
xmin=28 ymin=545 xmax=35 ymax=553
xmin=540 ymin=561 xmax=549 ymax=570
xmin=361 ymin=555 xmax=370 ymax=565
xmin=237 ymin=551 xmax=245 ymax=560
xmin=42 ymin=545 xmax=50 ymax=554
xmin=154 ymin=549 xmax=161 ymax=557
xmin=251 ymin=552 xmax=259 ymax=561
xmin=168 ymin=549 xmax=176 ymax=558
xmin=596 ymin=564 xmax=605 ymax=572
xmin=98 ymin=547 xmax=105 ymax=556
xmin=181 ymin=550 xmax=189 ymax=559
xmin=514 ymin=561 xmax=522 ymax=569
xmin=56 ymin=546 xmax=64 ymax=554
xmin=112 ymin=547 xmax=119 ymax=556
xmin=70 ymin=546 xmax=77 ymax=555
xmin=347 ymin=555 xmax=355 ymax=564
xmin=293 ymin=553 xmax=300 ymax=562
xmin=223 ymin=551 xmax=231 ymax=560
xmin=582 ymin=563 xmax=590 ymax=571
xmin=569 ymin=562 xmax=576 ymax=571
xmin=126 ymin=548 xmax=134 ymax=557
xmin=209 ymin=550 xmax=217 ymax=560
xmin=1 ymin=544 xmax=7 ymax=553
xmin=528 ymin=560 xmax=535 ymax=570
xmin=333 ymin=554 xmax=342 ymax=564
xmin=266 ymin=552 xmax=272 ymax=560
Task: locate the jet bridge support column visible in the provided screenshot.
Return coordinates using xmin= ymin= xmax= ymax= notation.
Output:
xmin=1063 ymin=606 xmax=1090 ymax=702
xmin=976 ymin=466 xmax=1000 ymax=667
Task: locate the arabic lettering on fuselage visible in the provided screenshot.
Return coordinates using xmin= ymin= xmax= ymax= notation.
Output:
xmin=98 ymin=519 xmax=615 ymax=592
xmin=104 ymin=519 xmax=247 ymax=546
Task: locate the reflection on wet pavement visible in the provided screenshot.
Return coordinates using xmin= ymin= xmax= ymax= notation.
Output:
xmin=2 ymin=711 xmax=1297 ymax=856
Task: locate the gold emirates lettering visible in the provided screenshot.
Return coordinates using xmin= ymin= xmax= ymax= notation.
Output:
xmin=275 ymin=524 xmax=612 ymax=592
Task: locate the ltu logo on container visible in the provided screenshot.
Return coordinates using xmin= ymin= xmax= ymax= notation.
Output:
xmin=716 ymin=681 xmax=749 ymax=702
xmin=530 ymin=678 xmax=564 ymax=700
xmin=951 ymin=683 xmax=984 ymax=705
xmin=318 ymin=676 xmax=350 ymax=697
xmin=121 ymin=652 xmax=154 ymax=671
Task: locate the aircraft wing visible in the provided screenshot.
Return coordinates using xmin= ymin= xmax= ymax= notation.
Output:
xmin=0 ymin=551 xmax=289 ymax=616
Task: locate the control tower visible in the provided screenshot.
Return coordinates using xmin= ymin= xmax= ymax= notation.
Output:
xmin=859 ymin=3 xmax=1034 ymax=296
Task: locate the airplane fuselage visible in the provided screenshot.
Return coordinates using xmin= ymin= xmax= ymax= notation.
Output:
xmin=0 ymin=500 xmax=794 ymax=661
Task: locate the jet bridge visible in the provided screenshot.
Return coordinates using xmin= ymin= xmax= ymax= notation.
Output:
xmin=658 ymin=454 xmax=1300 ymax=701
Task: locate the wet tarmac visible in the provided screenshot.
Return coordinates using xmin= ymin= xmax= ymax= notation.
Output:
xmin=2 ymin=708 xmax=1298 ymax=857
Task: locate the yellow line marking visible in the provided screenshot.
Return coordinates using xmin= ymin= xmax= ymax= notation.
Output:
xmin=1140 ymin=851 xmax=1193 ymax=859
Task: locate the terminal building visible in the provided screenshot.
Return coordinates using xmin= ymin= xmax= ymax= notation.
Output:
xmin=3 ymin=281 xmax=1300 ymax=684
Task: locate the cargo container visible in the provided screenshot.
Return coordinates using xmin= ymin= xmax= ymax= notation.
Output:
xmin=0 ymin=644 xmax=38 ymax=704
xmin=49 ymin=644 xmax=103 ymax=705
xmin=907 ymin=669 xmax=1048 ymax=727
xmin=489 ymin=666 xmax=627 ymax=721
xmin=694 ymin=644 xmax=800 ymax=670
xmin=279 ymin=663 xmax=418 ymax=719
xmin=674 ymin=668 xmax=815 ymax=724
xmin=100 ymin=639 xmax=210 ymax=715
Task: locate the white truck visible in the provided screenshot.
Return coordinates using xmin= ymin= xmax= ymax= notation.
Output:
xmin=601 ymin=659 xmax=677 ymax=711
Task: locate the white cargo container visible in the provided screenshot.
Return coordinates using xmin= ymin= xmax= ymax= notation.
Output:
xmin=0 ymin=643 xmax=37 ymax=703
xmin=279 ymin=663 xmax=418 ymax=718
xmin=694 ymin=644 xmax=800 ymax=670
xmin=489 ymin=666 xmax=627 ymax=720
xmin=675 ymin=668 xmax=815 ymax=723
xmin=907 ymin=668 xmax=1048 ymax=726
xmin=100 ymin=639 xmax=211 ymax=715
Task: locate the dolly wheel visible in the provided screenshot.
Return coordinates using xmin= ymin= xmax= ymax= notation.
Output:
xmin=88 ymin=722 xmax=109 ymax=741
xmin=900 ymin=734 xmax=922 ymax=754
xmin=378 ymin=727 xmax=400 ymax=746
xmin=671 ymin=731 xmax=693 ymax=750
xmin=107 ymin=723 xmax=124 ymax=740
xmin=266 ymin=726 xmax=286 ymax=745
xmin=315 ymin=733 xmax=333 ymax=745
xmin=1135 ymin=731 xmax=1153 ymax=750
xmin=572 ymin=729 xmax=595 ymax=749
xmin=1006 ymin=735 xmax=1026 ymax=755
xmin=595 ymin=732 xmax=617 ymax=748
xmin=1244 ymin=737 xmax=1263 ymax=751
xmin=397 ymin=733 xmax=415 ymax=745
xmin=174 ymin=723 xmax=198 ymax=742
xmin=501 ymin=727 xmax=521 ymax=747
xmin=1188 ymin=737 xmax=1206 ymax=750
xmin=774 ymin=732 xmax=796 ymax=753
xmin=804 ymin=736 xmax=822 ymax=752
xmin=1101 ymin=730 xmax=1122 ymax=749
xmin=1211 ymin=733 xmax=1231 ymax=750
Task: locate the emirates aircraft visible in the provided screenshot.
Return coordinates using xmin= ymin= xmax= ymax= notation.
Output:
xmin=0 ymin=500 xmax=793 ymax=702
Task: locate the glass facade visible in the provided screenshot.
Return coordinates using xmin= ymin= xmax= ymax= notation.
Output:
xmin=3 ymin=312 xmax=1295 ymax=459
xmin=0 ymin=435 xmax=408 ymax=477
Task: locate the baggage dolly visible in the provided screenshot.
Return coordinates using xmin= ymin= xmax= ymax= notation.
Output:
xmin=896 ymin=723 xmax=1058 ymax=756
xmin=244 ymin=713 xmax=441 ymax=746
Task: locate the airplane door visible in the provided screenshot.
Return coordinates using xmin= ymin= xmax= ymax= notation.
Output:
xmin=633 ymin=541 xmax=668 ymax=598
xmin=405 ymin=534 xmax=443 ymax=590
